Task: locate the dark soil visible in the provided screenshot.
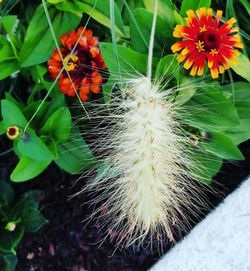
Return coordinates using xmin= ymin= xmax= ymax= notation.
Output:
xmin=6 ymin=139 xmax=250 ymax=271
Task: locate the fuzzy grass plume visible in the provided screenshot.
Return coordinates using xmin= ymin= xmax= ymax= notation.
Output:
xmin=84 ymin=75 xmax=205 ymax=247
xmin=81 ymin=0 xmax=208 ymax=248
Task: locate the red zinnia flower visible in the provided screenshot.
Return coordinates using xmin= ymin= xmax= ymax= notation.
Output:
xmin=171 ymin=8 xmax=244 ymax=78
xmin=48 ymin=27 xmax=106 ymax=101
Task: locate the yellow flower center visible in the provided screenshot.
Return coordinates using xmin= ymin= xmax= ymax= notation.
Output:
xmin=209 ymin=49 xmax=218 ymax=56
xmin=199 ymin=25 xmax=207 ymax=33
xmin=63 ymin=54 xmax=79 ymax=71
xmin=197 ymin=29 xmax=221 ymax=52
xmin=195 ymin=40 xmax=205 ymax=52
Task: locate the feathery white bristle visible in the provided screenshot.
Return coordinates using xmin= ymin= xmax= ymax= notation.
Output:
xmin=85 ymin=76 xmax=201 ymax=247
xmin=83 ymin=0 xmax=204 ymax=248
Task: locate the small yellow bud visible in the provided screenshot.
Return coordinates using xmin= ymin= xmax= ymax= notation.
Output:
xmin=6 ymin=126 xmax=21 ymax=140
xmin=5 ymin=222 xmax=16 ymax=232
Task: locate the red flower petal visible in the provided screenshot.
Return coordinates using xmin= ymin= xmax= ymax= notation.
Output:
xmin=90 ymin=85 xmax=101 ymax=94
xmin=91 ymin=71 xmax=103 ymax=85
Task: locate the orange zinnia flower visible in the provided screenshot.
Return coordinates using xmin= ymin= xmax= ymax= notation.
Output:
xmin=171 ymin=8 xmax=244 ymax=78
xmin=48 ymin=27 xmax=106 ymax=101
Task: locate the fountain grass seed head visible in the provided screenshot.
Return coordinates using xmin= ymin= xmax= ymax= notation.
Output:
xmin=82 ymin=0 xmax=207 ymax=248
xmin=83 ymin=75 xmax=205 ymax=248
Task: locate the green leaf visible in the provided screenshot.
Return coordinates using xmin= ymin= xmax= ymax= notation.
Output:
xmin=0 ymin=60 xmax=19 ymax=80
xmin=0 ymin=180 xmax=14 ymax=207
xmin=239 ymin=0 xmax=250 ymax=16
xmin=198 ymin=0 xmax=212 ymax=8
xmin=0 ymin=227 xmax=24 ymax=254
xmin=180 ymin=0 xmax=211 ymax=17
xmin=1 ymin=16 xmax=18 ymax=36
xmin=225 ymin=118 xmax=250 ymax=145
xmin=48 ymin=0 xmax=65 ymax=3
xmin=55 ymin=128 xmax=98 ymax=174
xmin=12 ymin=191 xmax=40 ymax=210
xmin=31 ymin=65 xmax=60 ymax=93
xmin=1 ymin=100 xmax=27 ymax=129
xmin=100 ymin=42 xmax=148 ymax=77
xmin=11 ymin=156 xmax=51 ymax=182
xmin=55 ymin=0 xmax=125 ymax=35
xmin=175 ymin=77 xmax=196 ymax=105
xmin=155 ymin=54 xmax=179 ymax=81
xmin=0 ymin=35 xmax=16 ymax=62
xmin=0 ymin=254 xmax=17 ymax=271
xmin=42 ymin=95 xmax=66 ymax=122
xmin=46 ymin=137 xmax=59 ymax=158
xmin=1 ymin=16 xmax=20 ymax=53
xmin=17 ymin=129 xmax=55 ymax=162
xmin=117 ymin=0 xmax=144 ymax=26
xmin=48 ymin=0 xmax=82 ymax=16
xmin=130 ymin=8 xmax=174 ymax=55
xmin=191 ymin=149 xmax=223 ymax=185
xmin=20 ymin=4 xmax=81 ymax=67
xmin=23 ymin=101 xmax=49 ymax=128
xmin=40 ymin=107 xmax=72 ymax=142
xmin=223 ymin=82 xmax=250 ymax=119
xmin=99 ymin=42 xmax=149 ymax=102
xmin=222 ymin=82 xmax=250 ymax=144
xmin=25 ymin=94 xmax=66 ymax=128
xmin=5 ymin=93 xmax=24 ymax=110
xmin=143 ymin=0 xmax=180 ymax=26
xmin=229 ymin=54 xmax=250 ymax=82
xmin=19 ymin=208 xmax=48 ymax=233
xmin=201 ymin=132 xmax=244 ymax=160
xmin=0 ymin=121 xmax=5 ymax=135
xmin=9 ymin=191 xmax=47 ymax=232
xmin=183 ymin=85 xmax=239 ymax=132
